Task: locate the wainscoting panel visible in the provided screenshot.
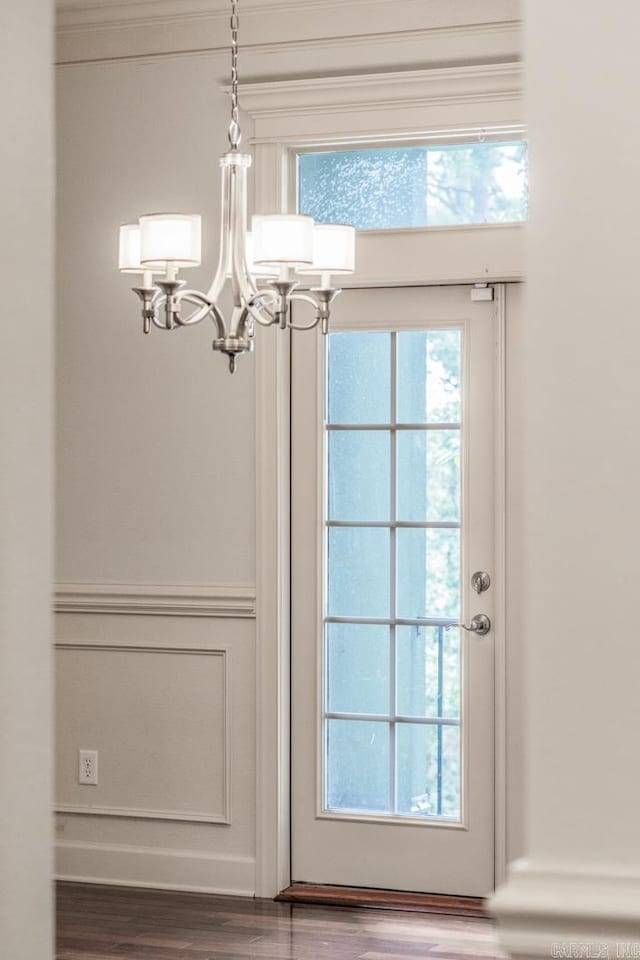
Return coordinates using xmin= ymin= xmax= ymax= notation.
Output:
xmin=55 ymin=607 xmax=257 ymax=892
xmin=56 ymin=642 xmax=230 ymax=823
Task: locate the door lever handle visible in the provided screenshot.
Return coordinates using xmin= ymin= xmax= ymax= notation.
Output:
xmin=446 ymin=614 xmax=491 ymax=636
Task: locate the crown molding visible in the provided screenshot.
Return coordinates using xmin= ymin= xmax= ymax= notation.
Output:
xmin=55 ymin=0 xmax=521 ymax=68
xmin=239 ymin=62 xmax=522 ymax=145
xmin=55 ymin=581 xmax=256 ymax=618
xmin=241 ymin=62 xmax=522 ymax=118
xmin=56 ymin=0 xmax=517 ymax=29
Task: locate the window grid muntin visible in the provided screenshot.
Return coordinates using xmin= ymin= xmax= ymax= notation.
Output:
xmin=323 ymin=328 xmax=463 ymax=821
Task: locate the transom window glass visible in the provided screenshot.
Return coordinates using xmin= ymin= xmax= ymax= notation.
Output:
xmin=299 ymin=140 xmax=528 ymax=230
xmin=324 ymin=329 xmax=463 ymax=820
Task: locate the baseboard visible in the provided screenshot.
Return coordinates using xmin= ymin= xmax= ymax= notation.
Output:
xmin=491 ymin=859 xmax=640 ymax=958
xmin=55 ymin=841 xmax=255 ymax=897
xmin=277 ymin=883 xmax=486 ymax=917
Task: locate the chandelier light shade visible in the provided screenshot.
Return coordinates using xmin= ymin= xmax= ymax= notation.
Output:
xmin=139 ymin=214 xmax=202 ymax=269
xmin=118 ymin=224 xmax=145 ymax=273
xmin=252 ymin=214 xmax=315 ymax=266
xmin=297 ymin=224 xmax=357 ymax=276
xmin=118 ymin=0 xmax=356 ymax=372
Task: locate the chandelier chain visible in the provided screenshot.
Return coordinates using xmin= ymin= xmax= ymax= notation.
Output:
xmin=228 ymin=0 xmax=241 ymax=149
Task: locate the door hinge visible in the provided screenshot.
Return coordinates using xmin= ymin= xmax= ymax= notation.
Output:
xmin=471 ymin=283 xmax=494 ymax=302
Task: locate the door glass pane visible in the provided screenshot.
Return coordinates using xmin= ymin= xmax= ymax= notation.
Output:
xmin=397 ymin=430 xmax=460 ymax=522
xmin=327 ymin=624 xmax=390 ymax=715
xmin=324 ymin=327 xmax=463 ymax=821
xmin=327 ymin=720 xmax=390 ymax=813
xmin=329 ymin=430 xmax=390 ymax=521
xmin=327 ymin=527 xmax=390 ymax=618
xmin=396 ymin=626 xmax=460 ymax=719
xmin=396 ymin=723 xmax=460 ymax=819
xmin=328 ymin=332 xmax=390 ymax=424
xmin=299 ymin=140 xmax=528 ymax=230
xmin=397 ymin=528 xmax=461 ymax=620
xmin=397 ymin=330 xmax=462 ymax=424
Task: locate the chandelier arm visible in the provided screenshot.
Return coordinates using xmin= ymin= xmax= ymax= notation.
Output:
xmin=286 ymin=291 xmax=324 ymax=330
xmin=288 ymin=313 xmax=322 ymax=332
xmin=175 ymin=298 xmax=215 ymax=326
xmin=152 ymin=310 xmax=171 ymax=331
xmin=177 ymin=295 xmax=227 ymax=339
xmin=242 ymin=290 xmax=280 ymax=328
xmin=289 ymin=292 xmax=323 ymax=309
xmin=242 ymin=302 xmax=277 ymax=329
xmin=174 ymin=290 xmax=212 ymax=309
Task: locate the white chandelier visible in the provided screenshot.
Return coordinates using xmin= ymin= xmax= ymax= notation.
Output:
xmin=118 ymin=0 xmax=356 ymax=373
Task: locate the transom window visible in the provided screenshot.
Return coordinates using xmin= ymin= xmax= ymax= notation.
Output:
xmin=298 ymin=139 xmax=528 ymax=230
xmin=324 ymin=328 xmax=463 ymax=820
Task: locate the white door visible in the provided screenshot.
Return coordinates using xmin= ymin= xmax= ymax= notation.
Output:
xmin=291 ymin=284 xmax=498 ymax=897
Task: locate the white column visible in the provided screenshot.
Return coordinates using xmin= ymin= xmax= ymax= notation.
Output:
xmin=493 ymin=2 xmax=640 ymax=955
xmin=0 ymin=0 xmax=54 ymax=957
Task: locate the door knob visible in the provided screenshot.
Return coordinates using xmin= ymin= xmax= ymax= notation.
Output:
xmin=446 ymin=614 xmax=491 ymax=636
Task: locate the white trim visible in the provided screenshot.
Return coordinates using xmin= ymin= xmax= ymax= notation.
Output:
xmin=55 ymin=841 xmax=255 ymax=896
xmin=55 ymin=1 xmax=521 ymax=69
xmin=54 ymin=642 xmax=231 ymax=825
xmin=243 ymin=63 xmax=523 ymax=122
xmin=55 ymin=581 xmax=255 ymax=618
xmin=254 ymin=324 xmax=292 ymax=898
xmin=54 ymin=803 xmax=228 ymax=824
xmin=55 ymin=0 xmax=512 ymax=20
xmin=492 ymin=859 xmax=640 ymax=956
xmin=244 ymin=64 xmax=523 ymax=146
xmin=250 ymin=69 xmax=520 ymax=897
xmin=254 ymin=144 xmax=292 ymax=899
xmin=493 ymin=285 xmax=508 ymax=887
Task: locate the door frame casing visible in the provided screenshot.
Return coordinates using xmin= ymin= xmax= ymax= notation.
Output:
xmin=247 ymin=66 xmax=521 ymax=898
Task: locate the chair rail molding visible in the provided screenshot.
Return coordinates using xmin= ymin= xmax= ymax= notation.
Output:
xmin=55 ymin=581 xmax=256 ymax=618
xmin=492 ymin=859 xmax=640 ymax=957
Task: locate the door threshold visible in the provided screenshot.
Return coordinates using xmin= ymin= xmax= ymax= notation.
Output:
xmin=275 ymin=884 xmax=487 ymax=918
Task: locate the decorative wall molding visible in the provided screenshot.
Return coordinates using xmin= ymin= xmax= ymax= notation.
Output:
xmin=492 ymin=859 xmax=640 ymax=956
xmin=55 ymin=0 xmax=521 ymax=69
xmin=55 ymin=0 xmax=517 ymax=32
xmin=241 ymin=63 xmax=523 ymax=147
xmin=55 ymin=642 xmax=231 ymax=824
xmin=243 ymin=62 xmax=523 ymax=121
xmin=55 ymin=581 xmax=256 ymax=618
xmin=57 ymin=0 xmax=406 ymax=23
xmin=56 ymin=840 xmax=255 ymax=896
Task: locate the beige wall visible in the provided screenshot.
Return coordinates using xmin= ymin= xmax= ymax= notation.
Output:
xmin=56 ymin=55 xmax=256 ymax=586
xmin=55 ymin=0 xmax=523 ymax=895
xmin=1 ymin=0 xmax=54 ymax=955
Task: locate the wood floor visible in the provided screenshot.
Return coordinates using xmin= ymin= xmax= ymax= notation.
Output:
xmin=56 ymin=882 xmax=506 ymax=960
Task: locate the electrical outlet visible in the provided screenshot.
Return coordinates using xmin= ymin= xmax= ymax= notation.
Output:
xmin=78 ymin=749 xmax=98 ymax=785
